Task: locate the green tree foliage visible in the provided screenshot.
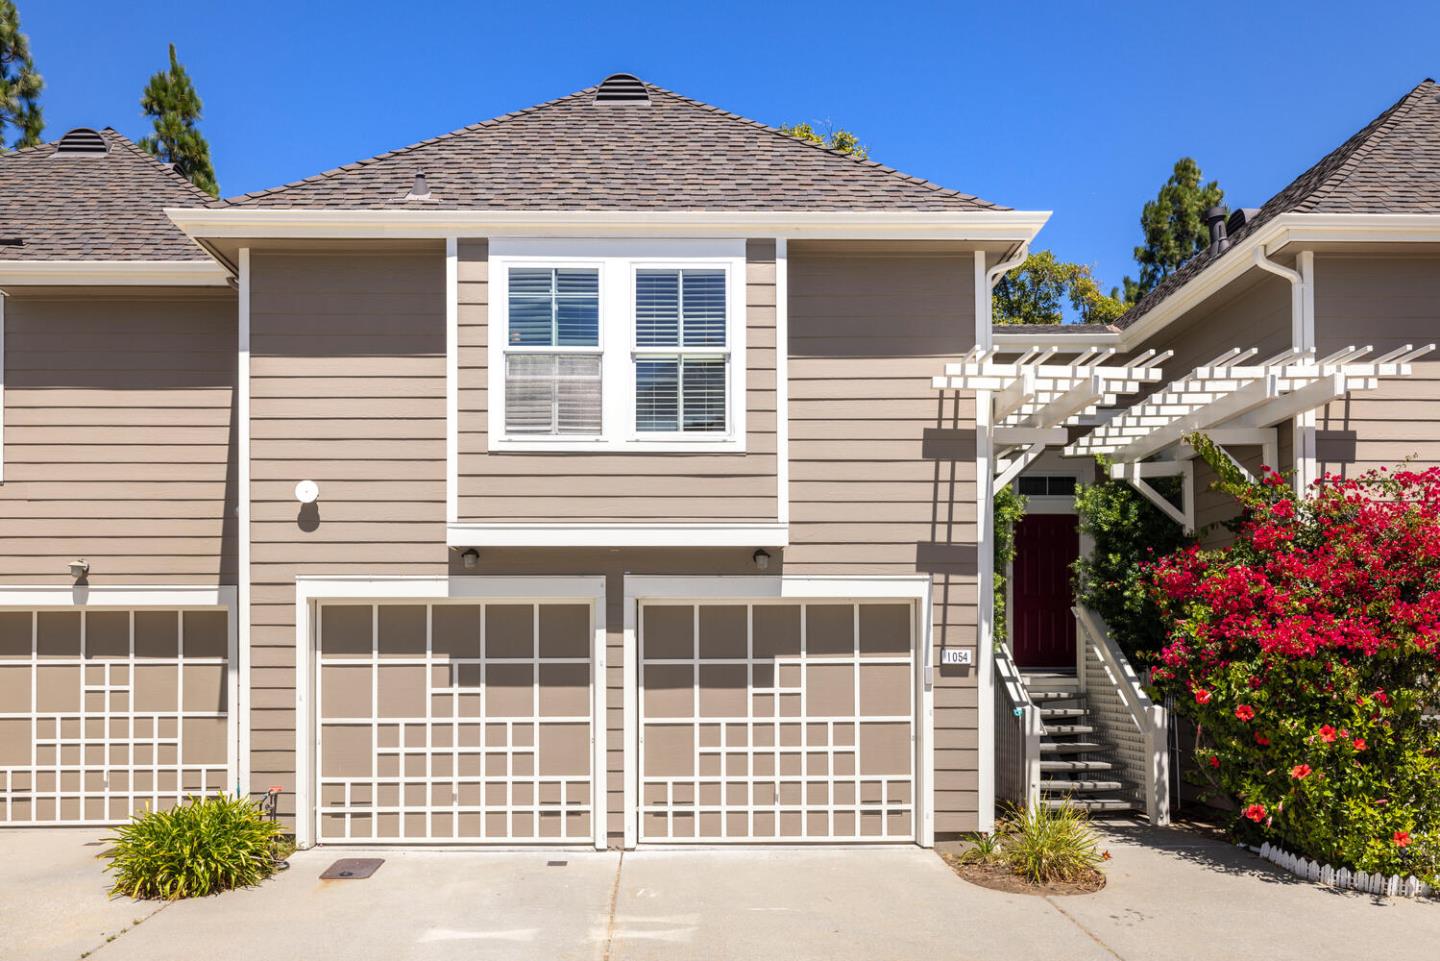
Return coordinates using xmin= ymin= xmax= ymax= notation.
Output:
xmin=0 ymin=0 xmax=43 ymax=151
xmin=993 ymin=251 xmax=1128 ymax=326
xmin=992 ymin=485 xmax=1027 ymax=646
xmin=1119 ymin=157 xmax=1224 ymax=303
xmin=778 ymin=121 xmax=869 ymax=160
xmin=1072 ymin=458 xmax=1193 ymax=661
xmin=139 ymin=44 xmax=218 ymax=196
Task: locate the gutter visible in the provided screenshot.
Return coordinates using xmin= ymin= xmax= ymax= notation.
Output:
xmin=0 ymin=260 xmax=230 ymax=287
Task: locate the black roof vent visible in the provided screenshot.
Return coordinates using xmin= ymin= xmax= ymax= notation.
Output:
xmin=595 ymin=74 xmax=649 ymax=104
xmin=54 ymin=128 xmax=109 ymax=156
xmin=1205 ymin=205 xmax=1231 ymax=252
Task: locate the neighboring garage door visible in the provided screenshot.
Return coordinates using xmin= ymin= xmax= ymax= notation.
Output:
xmin=316 ymin=601 xmax=594 ymax=843
xmin=0 ymin=608 xmax=231 ymax=825
xmin=638 ymin=601 xmax=916 ymax=842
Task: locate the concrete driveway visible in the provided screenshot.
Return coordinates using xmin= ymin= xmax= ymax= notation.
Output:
xmin=2 ymin=823 xmax=1437 ymax=961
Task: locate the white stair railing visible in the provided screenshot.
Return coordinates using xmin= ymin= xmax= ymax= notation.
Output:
xmin=1074 ymin=606 xmax=1170 ymax=825
xmin=994 ymin=643 xmax=1042 ymax=813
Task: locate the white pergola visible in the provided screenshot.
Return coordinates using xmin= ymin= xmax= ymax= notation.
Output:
xmin=932 ymin=346 xmax=1170 ymax=487
xmin=1064 ymin=343 xmax=1435 ymax=529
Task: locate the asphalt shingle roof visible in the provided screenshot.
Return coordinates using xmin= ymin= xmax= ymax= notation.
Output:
xmin=228 ymin=79 xmax=1006 ymax=211
xmin=0 ymin=128 xmax=214 ymax=262
xmin=1116 ymin=79 xmax=1440 ymax=329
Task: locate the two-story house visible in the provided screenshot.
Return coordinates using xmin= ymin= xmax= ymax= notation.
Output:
xmin=0 ymin=75 xmax=1048 ymax=848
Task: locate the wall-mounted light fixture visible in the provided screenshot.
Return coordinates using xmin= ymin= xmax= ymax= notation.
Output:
xmin=462 ymin=549 xmax=479 ymax=570
xmin=752 ymin=549 xmax=770 ymax=571
xmin=68 ymin=559 xmax=90 ymax=579
xmin=294 ymin=479 xmax=320 ymax=504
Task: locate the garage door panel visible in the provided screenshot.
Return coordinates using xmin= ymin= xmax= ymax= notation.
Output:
xmin=316 ymin=600 xmax=595 ymax=844
xmin=321 ymin=606 xmax=373 ymax=657
xmin=0 ymin=608 xmax=232 ymax=825
xmin=639 ymin=599 xmax=914 ymax=843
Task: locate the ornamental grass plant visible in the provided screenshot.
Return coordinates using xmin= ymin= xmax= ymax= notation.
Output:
xmin=105 ymin=794 xmax=285 ymax=900
xmin=1148 ymin=436 xmax=1440 ymax=884
xmin=997 ymin=802 xmax=1106 ymax=885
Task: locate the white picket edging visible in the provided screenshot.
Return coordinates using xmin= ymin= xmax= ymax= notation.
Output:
xmin=1254 ymin=841 xmax=1434 ymax=899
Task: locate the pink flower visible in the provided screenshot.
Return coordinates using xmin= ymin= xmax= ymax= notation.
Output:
xmin=1244 ymin=803 xmax=1267 ymax=822
xmin=1194 ymin=689 xmax=1212 ymax=705
xmin=1290 ymin=764 xmax=1312 ymax=780
xmin=1235 ymin=704 xmax=1255 ymax=722
xmin=1352 ymin=738 xmax=1367 ymax=751
xmin=1318 ymin=725 xmax=1338 ymax=743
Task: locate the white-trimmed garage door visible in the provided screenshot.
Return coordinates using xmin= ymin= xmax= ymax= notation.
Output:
xmin=0 ymin=608 xmax=232 ymax=825
xmin=638 ymin=600 xmax=916 ymax=842
xmin=315 ymin=601 xmax=595 ymax=843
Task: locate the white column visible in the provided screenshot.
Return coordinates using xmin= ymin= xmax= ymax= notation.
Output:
xmin=237 ymin=248 xmax=252 ymax=797
xmin=973 ymin=250 xmax=996 ymax=833
xmin=1295 ymin=250 xmax=1319 ymax=488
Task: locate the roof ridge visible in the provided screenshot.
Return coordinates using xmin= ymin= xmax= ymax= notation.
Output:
xmin=640 ymin=83 xmax=1005 ymax=209
xmin=223 ymin=86 xmax=598 ymax=205
xmin=1298 ymin=79 xmax=1436 ymax=212
xmin=100 ymin=127 xmax=221 ymax=206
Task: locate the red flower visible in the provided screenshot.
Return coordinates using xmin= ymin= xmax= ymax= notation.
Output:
xmin=1318 ymin=725 xmax=1338 ymax=743
xmin=1234 ymin=704 xmax=1255 ymax=722
xmin=1374 ymin=690 xmax=1390 ymax=706
xmin=1194 ymin=688 xmax=1212 ymax=705
xmin=1352 ymin=737 xmax=1367 ymax=751
xmin=1209 ymin=755 xmax=1221 ymax=769
xmin=1254 ymin=732 xmax=1271 ymax=746
xmin=1394 ymin=830 xmax=1412 ymax=848
xmin=1290 ymin=764 xmax=1312 ymax=780
xmin=1243 ymin=803 xmax=1267 ymax=822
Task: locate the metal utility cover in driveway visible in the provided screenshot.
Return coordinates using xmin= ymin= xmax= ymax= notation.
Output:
xmin=320 ymin=858 xmax=384 ymax=879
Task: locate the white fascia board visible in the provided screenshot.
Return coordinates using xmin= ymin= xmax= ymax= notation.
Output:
xmin=992 ymin=329 xmax=1123 ymax=350
xmin=0 ymin=260 xmax=230 ymax=287
xmin=624 ymin=574 xmax=931 ymax=601
xmin=448 ymin=523 xmax=789 ymax=548
xmin=166 ymin=207 xmax=1052 ymax=243
xmin=0 ymin=584 xmax=236 ymax=608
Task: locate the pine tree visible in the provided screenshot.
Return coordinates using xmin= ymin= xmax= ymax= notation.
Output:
xmin=1119 ymin=158 xmax=1224 ymax=303
xmin=139 ymin=44 xmax=218 ymax=196
xmin=0 ymin=0 xmax=43 ymax=151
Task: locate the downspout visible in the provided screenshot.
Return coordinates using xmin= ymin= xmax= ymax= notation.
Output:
xmin=1252 ymin=247 xmax=1317 ymax=487
xmin=985 ymin=244 xmax=1030 ymax=327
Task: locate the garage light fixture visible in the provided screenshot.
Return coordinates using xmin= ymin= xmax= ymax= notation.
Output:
xmin=461 ymin=549 xmax=479 ymax=570
xmin=68 ymin=559 xmax=90 ymax=579
xmin=752 ymin=549 xmax=770 ymax=571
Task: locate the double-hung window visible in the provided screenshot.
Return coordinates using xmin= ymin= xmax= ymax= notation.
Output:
xmin=489 ymin=240 xmax=746 ymax=452
xmin=634 ymin=269 xmax=728 ymax=434
xmin=503 ymin=267 xmax=602 ymax=436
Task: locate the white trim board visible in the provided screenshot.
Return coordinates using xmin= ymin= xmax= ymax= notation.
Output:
xmin=447 ymin=522 xmax=789 ymax=548
xmin=0 ymin=290 xmax=5 ymax=483
xmin=774 ymin=237 xmax=790 ymax=528
xmin=0 ymin=260 xmax=230 ymax=286
xmin=237 ymin=248 xmax=253 ymax=798
xmin=620 ymin=574 xmax=935 ymax=849
xmin=167 ymin=207 xmax=1051 ymax=242
xmin=291 ymin=575 xmax=608 ymax=850
xmin=445 ymin=237 xmax=459 ymax=525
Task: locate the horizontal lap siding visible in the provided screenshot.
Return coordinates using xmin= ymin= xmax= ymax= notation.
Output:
xmin=1315 ymin=256 xmax=1440 ymax=476
xmin=248 ymin=251 xmax=448 ymax=815
xmin=783 ymin=243 xmax=980 ymax=832
xmin=0 ymin=292 xmax=237 ymax=584
xmin=456 ymin=239 xmax=777 ymax=522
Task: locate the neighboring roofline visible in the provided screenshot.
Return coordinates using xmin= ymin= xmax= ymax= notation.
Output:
xmin=993 ymin=213 xmax=1440 ymax=352
xmin=165 ymin=207 xmax=1051 ymax=242
xmin=0 ymin=260 xmax=231 ymax=287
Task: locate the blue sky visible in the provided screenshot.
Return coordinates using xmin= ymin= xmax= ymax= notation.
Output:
xmin=20 ymin=0 xmax=1440 ymax=300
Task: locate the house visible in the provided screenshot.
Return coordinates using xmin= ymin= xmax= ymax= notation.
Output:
xmin=0 ymin=73 xmax=1435 ymax=847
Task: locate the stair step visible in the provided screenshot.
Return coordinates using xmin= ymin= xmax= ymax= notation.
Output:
xmin=1039 ymin=779 xmax=1124 ymax=793
xmin=1042 ymin=797 xmax=1135 ymax=813
xmin=1039 ymin=741 xmax=1103 ymax=754
xmin=1029 ymin=690 xmax=1083 ymax=702
xmin=1040 ymin=759 xmax=1115 ymax=773
xmin=1042 ymin=724 xmax=1095 ymax=736
xmin=1039 ymin=707 xmax=1087 ymax=719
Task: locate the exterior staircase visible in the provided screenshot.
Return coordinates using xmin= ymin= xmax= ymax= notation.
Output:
xmin=1022 ymin=671 xmax=1135 ymax=814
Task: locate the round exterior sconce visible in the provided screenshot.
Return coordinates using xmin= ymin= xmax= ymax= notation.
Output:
xmin=68 ymin=559 xmax=90 ymax=579
xmin=295 ymin=480 xmax=320 ymax=504
xmin=462 ymin=549 xmax=479 ymax=570
xmin=752 ymin=549 xmax=770 ymax=571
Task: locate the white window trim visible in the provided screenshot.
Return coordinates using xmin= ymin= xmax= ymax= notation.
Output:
xmin=291 ymin=575 xmax=607 ymax=850
xmin=620 ymin=575 xmax=935 ymax=850
xmin=0 ymin=290 xmax=5 ymax=483
xmin=487 ymin=239 xmax=747 ymax=453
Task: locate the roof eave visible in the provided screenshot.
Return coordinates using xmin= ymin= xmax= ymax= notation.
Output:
xmin=165 ymin=207 xmax=1051 ymax=243
xmin=0 ymin=260 xmax=231 ymax=288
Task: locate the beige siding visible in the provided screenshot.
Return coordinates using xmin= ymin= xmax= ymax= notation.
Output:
xmin=1314 ymin=254 xmax=1440 ymax=476
xmin=248 ymin=250 xmax=449 ymax=814
xmin=0 ymin=290 xmax=237 ymax=585
xmin=456 ymin=239 xmax=778 ymax=522
xmin=784 ymin=242 xmax=980 ymax=833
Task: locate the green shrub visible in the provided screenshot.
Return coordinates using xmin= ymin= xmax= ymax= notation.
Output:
xmin=997 ymin=802 xmax=1105 ymax=884
xmin=993 ymin=485 xmax=1027 ymax=646
xmin=106 ymin=794 xmax=284 ymax=900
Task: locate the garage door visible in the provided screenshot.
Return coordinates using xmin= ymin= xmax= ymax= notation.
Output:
xmin=316 ymin=601 xmax=594 ymax=843
xmin=0 ymin=608 xmax=231 ymax=825
xmin=638 ymin=601 xmax=915 ymax=842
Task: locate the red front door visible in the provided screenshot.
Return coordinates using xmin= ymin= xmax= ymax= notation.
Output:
xmin=1011 ymin=513 xmax=1080 ymax=668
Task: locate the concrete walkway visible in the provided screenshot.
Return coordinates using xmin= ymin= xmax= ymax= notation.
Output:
xmin=1 ymin=823 xmax=1436 ymax=961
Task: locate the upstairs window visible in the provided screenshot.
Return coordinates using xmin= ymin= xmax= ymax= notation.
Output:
xmin=634 ymin=269 xmax=728 ymax=434
xmin=503 ymin=268 xmax=601 ymax=435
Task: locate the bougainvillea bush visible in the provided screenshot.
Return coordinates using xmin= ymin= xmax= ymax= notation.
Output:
xmin=1147 ymin=441 xmax=1440 ymax=884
